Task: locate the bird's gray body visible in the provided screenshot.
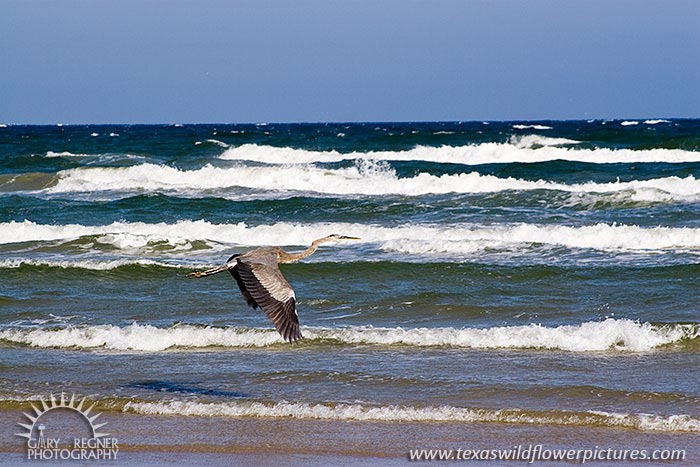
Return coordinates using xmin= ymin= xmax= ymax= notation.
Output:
xmin=228 ymin=247 xmax=301 ymax=342
xmin=188 ymin=234 xmax=360 ymax=343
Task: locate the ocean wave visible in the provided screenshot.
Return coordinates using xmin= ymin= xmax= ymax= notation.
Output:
xmin=45 ymin=151 xmax=92 ymax=158
xmin=644 ymin=119 xmax=671 ymax=125
xmin=621 ymin=121 xmax=640 ymax=126
xmin=194 ymin=139 xmax=229 ymax=148
xmin=38 ymin=162 xmax=700 ymax=199
xmin=2 ymin=220 xmax=700 ymax=255
xmin=0 ymin=258 xmax=173 ymax=271
xmin=123 ymin=399 xmax=700 ymax=431
xmin=0 ymin=319 xmax=696 ymax=352
xmin=219 ymin=141 xmax=700 ymax=165
xmin=44 ymin=151 xmax=146 ymax=165
xmin=512 ymin=124 xmax=553 ymax=130
xmin=508 ymin=134 xmax=580 ymax=148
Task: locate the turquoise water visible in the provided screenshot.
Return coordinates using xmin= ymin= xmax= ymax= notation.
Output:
xmin=0 ymin=120 xmax=698 ymax=431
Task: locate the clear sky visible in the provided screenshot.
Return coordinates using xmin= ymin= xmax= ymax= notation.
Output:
xmin=1 ymin=0 xmax=698 ymax=123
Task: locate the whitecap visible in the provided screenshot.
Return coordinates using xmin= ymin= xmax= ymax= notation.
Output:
xmin=512 ymin=124 xmax=553 ymax=130
xmin=123 ymin=400 xmax=700 ymax=432
xmin=206 ymin=139 xmax=229 ymax=148
xmin=0 ymin=319 xmax=696 ymax=352
xmin=0 ymin=258 xmax=181 ymax=270
xmin=40 ymin=161 xmax=700 ymax=200
xmin=3 ymin=220 xmax=700 ymax=255
xmin=218 ymin=142 xmax=700 ymax=165
xmin=45 ymin=151 xmax=91 ymax=158
xmin=508 ymin=135 xmax=580 ymax=148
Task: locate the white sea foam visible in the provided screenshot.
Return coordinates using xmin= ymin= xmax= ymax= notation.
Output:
xmin=644 ymin=119 xmax=671 ymax=125
xmin=3 ymin=220 xmax=700 ymax=255
xmin=218 ymin=142 xmax=700 ymax=165
xmin=0 ymin=258 xmax=169 ymax=270
xmin=195 ymin=139 xmax=229 ymax=147
xmin=0 ymin=219 xmax=697 ymax=256
xmin=45 ymin=151 xmax=91 ymax=158
xmin=40 ymin=161 xmax=700 ymax=199
xmin=123 ymin=399 xmax=700 ymax=431
xmin=206 ymin=139 xmax=229 ymax=148
xmin=512 ymin=124 xmax=553 ymax=130
xmin=44 ymin=151 xmax=145 ymax=164
xmin=621 ymin=121 xmax=639 ymax=126
xmin=0 ymin=319 xmax=696 ymax=352
xmin=109 ymin=132 xmax=119 ymax=137
xmin=0 ymin=124 xmax=7 ymax=128
xmin=0 ymin=324 xmax=281 ymax=351
xmin=509 ymin=134 xmax=580 ymax=148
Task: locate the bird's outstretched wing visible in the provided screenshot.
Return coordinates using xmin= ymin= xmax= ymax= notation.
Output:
xmin=227 ymin=253 xmax=302 ymax=342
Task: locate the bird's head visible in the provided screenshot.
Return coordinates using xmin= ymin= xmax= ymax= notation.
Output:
xmin=327 ymin=234 xmax=361 ymax=242
xmin=314 ymin=234 xmax=361 ymax=245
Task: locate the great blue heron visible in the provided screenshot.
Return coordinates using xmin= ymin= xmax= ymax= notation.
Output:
xmin=187 ymin=234 xmax=360 ymax=342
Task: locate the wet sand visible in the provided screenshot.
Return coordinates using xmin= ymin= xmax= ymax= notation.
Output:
xmin=1 ymin=409 xmax=698 ymax=465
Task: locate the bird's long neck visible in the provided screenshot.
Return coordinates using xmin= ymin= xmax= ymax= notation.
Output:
xmin=278 ymin=238 xmax=326 ymax=263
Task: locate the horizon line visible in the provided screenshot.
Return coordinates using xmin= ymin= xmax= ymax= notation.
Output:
xmin=1 ymin=116 xmax=696 ymax=126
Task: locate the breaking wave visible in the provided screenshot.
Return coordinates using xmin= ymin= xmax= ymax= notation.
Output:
xmin=45 ymin=151 xmax=92 ymax=158
xmin=0 ymin=319 xmax=696 ymax=352
xmin=2 ymin=220 xmax=700 ymax=254
xmin=217 ymin=141 xmax=700 ymax=165
xmin=0 ymin=258 xmax=174 ymax=271
xmin=123 ymin=399 xmax=700 ymax=432
xmin=194 ymin=139 xmax=229 ymax=148
xmin=39 ymin=162 xmax=700 ymax=199
xmin=512 ymin=124 xmax=553 ymax=130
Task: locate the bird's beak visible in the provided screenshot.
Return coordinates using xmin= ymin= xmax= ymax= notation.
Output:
xmin=187 ymin=264 xmax=229 ymax=278
xmin=338 ymin=236 xmax=361 ymax=240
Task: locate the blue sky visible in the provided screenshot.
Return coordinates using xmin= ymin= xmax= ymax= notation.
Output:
xmin=1 ymin=0 xmax=698 ymax=123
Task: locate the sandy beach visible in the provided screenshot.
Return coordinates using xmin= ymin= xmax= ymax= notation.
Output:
xmin=2 ymin=407 xmax=699 ymax=465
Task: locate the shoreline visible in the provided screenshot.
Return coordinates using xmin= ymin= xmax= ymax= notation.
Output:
xmin=2 ymin=410 xmax=699 ymax=465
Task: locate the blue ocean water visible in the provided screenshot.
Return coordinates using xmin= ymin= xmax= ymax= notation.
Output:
xmin=0 ymin=120 xmax=698 ymax=432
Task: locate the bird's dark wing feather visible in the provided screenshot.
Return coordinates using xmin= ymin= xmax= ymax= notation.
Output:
xmin=227 ymin=254 xmax=258 ymax=309
xmin=231 ymin=253 xmax=302 ymax=342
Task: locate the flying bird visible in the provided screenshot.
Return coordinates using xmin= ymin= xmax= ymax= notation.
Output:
xmin=187 ymin=234 xmax=360 ymax=342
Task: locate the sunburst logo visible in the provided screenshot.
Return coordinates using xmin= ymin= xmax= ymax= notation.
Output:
xmin=16 ymin=393 xmax=119 ymax=461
